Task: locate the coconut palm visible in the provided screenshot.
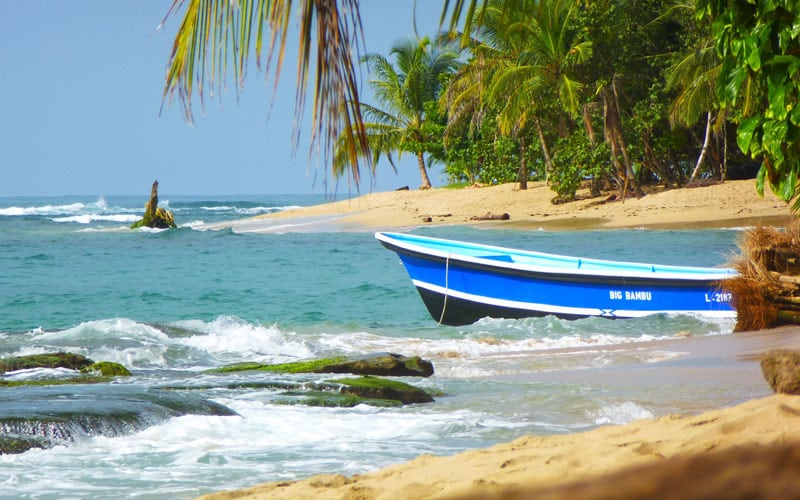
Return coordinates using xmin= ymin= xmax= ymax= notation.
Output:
xmin=450 ymin=0 xmax=592 ymax=189
xmin=333 ymin=36 xmax=461 ymax=189
xmin=161 ymin=0 xmax=482 ymax=188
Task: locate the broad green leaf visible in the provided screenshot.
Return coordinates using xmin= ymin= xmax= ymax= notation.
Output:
xmin=737 ymin=116 xmax=761 ymax=154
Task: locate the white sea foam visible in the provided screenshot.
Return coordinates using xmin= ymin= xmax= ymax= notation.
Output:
xmin=589 ymin=401 xmax=656 ymax=425
xmin=0 ymin=202 xmax=86 ymax=216
xmin=51 ymin=214 xmax=140 ymax=224
xmin=1 ymin=367 xmax=79 ymax=381
xmin=171 ymin=316 xmax=315 ymax=365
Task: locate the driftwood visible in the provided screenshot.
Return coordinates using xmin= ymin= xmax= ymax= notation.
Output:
xmin=724 ymin=219 xmax=800 ymax=331
xmin=130 ymin=180 xmax=176 ymax=229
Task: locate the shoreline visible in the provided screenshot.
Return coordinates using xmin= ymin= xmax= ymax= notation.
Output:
xmin=198 ymin=327 xmax=800 ymax=499
xmin=211 ymin=179 xmax=792 ymax=233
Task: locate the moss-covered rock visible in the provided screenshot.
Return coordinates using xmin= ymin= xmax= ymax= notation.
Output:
xmin=0 ymin=435 xmax=48 ymax=454
xmin=274 ymin=390 xmax=403 ymax=408
xmin=330 ymin=376 xmax=434 ymax=404
xmin=316 ymin=353 xmax=434 ymax=377
xmin=0 ymin=352 xmax=94 ymax=374
xmin=0 ymin=353 xmax=132 ymax=387
xmin=207 ymin=353 xmax=434 ymax=377
xmin=206 ymin=357 xmax=348 ymax=375
xmin=80 ymin=362 xmax=132 ymax=377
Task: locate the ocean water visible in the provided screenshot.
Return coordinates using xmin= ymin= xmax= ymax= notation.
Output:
xmin=0 ymin=195 xmax=766 ymax=498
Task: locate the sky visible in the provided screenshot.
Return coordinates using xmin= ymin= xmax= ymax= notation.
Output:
xmin=0 ymin=1 xmax=447 ymax=196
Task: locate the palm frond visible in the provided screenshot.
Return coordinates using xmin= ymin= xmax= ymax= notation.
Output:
xmin=162 ymin=0 xmax=370 ymax=185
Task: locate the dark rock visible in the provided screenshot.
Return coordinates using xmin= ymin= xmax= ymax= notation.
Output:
xmin=760 ymin=349 xmax=800 ymax=394
xmin=0 ymin=352 xmax=94 ymax=374
xmin=315 ymin=353 xmax=434 ymax=377
xmin=331 ymin=376 xmax=434 ymax=404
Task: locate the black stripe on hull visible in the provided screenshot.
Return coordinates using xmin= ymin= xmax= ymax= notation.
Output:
xmin=416 ymin=287 xmax=586 ymax=326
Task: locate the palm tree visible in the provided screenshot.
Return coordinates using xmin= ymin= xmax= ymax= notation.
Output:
xmin=161 ymin=0 xmax=485 ymax=188
xmin=334 ymin=36 xmax=461 ymax=189
xmin=450 ymin=0 xmax=592 ymax=189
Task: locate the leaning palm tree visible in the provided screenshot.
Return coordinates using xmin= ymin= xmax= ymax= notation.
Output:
xmin=484 ymin=0 xmax=591 ymax=187
xmin=334 ymin=36 xmax=461 ymax=189
xmin=161 ymin=0 xmax=484 ymax=187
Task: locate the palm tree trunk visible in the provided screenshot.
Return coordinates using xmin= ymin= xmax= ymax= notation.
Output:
xmin=417 ymin=151 xmax=432 ymax=189
xmin=583 ymin=103 xmax=602 ymax=196
xmin=535 ymin=118 xmax=554 ymax=187
xmin=689 ymin=111 xmax=713 ymax=184
xmin=611 ymin=79 xmax=643 ymax=199
xmin=518 ymin=135 xmax=528 ymax=190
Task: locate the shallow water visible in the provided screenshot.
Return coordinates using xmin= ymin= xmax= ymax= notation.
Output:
xmin=0 ymin=195 xmax=765 ymax=498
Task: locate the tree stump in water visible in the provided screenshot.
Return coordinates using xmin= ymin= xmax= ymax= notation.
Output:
xmin=130 ymin=180 xmax=176 ymax=229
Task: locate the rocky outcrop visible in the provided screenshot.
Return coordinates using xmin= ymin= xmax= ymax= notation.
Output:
xmin=210 ymin=353 xmax=434 ymax=377
xmin=315 ymin=353 xmax=434 ymax=377
xmin=0 ymin=352 xmax=94 ymax=373
xmin=206 ymin=353 xmax=436 ymax=406
xmin=332 ymin=376 xmax=434 ymax=405
xmin=80 ymin=362 xmax=132 ymax=377
xmin=760 ymin=349 xmax=800 ymax=394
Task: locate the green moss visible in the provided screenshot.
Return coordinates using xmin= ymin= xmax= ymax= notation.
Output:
xmin=80 ymin=362 xmax=131 ymax=377
xmin=0 ymin=352 xmax=94 ymax=374
xmin=329 ymin=376 xmax=434 ymax=404
xmin=330 ymin=376 xmax=413 ymax=391
xmin=205 ymin=357 xmax=347 ymax=374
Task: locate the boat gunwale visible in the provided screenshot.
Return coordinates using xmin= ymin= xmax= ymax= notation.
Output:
xmin=375 ymin=232 xmax=737 ymax=283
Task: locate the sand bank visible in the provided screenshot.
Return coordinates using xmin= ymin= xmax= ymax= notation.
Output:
xmin=218 ymin=179 xmax=792 ymax=232
xmin=199 ymin=327 xmax=800 ymax=500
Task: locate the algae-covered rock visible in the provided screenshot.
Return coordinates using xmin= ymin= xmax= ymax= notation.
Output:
xmin=208 ymin=353 xmax=434 ymax=377
xmin=274 ymin=390 xmax=404 ymax=408
xmin=330 ymin=376 xmax=434 ymax=404
xmin=80 ymin=362 xmax=132 ymax=377
xmin=0 ymin=352 xmax=94 ymax=374
xmin=207 ymin=357 xmax=348 ymax=375
xmin=317 ymin=353 xmax=434 ymax=377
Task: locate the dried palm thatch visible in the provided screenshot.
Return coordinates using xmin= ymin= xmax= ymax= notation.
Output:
xmin=723 ymin=219 xmax=800 ymax=331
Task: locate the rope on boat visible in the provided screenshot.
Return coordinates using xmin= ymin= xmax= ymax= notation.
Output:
xmin=438 ymin=253 xmax=451 ymax=325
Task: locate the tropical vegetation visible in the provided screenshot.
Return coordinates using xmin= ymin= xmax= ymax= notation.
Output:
xmin=162 ymin=0 xmax=800 ymax=208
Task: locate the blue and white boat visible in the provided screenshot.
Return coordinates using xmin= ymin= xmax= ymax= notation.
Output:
xmin=375 ymin=232 xmax=738 ymax=326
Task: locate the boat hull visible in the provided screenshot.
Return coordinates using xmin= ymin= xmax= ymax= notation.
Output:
xmin=376 ymin=232 xmax=737 ymax=326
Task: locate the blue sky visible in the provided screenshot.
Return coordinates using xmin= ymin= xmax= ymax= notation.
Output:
xmin=0 ymin=1 xmax=446 ymax=196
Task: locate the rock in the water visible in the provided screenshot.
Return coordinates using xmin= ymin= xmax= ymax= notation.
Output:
xmin=208 ymin=353 xmax=435 ymax=377
xmin=0 ymin=352 xmax=94 ymax=374
xmin=332 ymin=376 xmax=434 ymax=404
xmin=80 ymin=362 xmax=132 ymax=377
xmin=316 ymin=353 xmax=434 ymax=377
xmin=760 ymin=349 xmax=800 ymax=394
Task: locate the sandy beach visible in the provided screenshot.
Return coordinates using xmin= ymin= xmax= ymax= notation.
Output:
xmin=216 ymin=179 xmax=791 ymax=233
xmin=200 ymin=180 xmax=800 ymax=499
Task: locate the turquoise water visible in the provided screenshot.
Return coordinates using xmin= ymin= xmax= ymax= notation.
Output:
xmin=0 ymin=195 xmax=765 ymax=498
